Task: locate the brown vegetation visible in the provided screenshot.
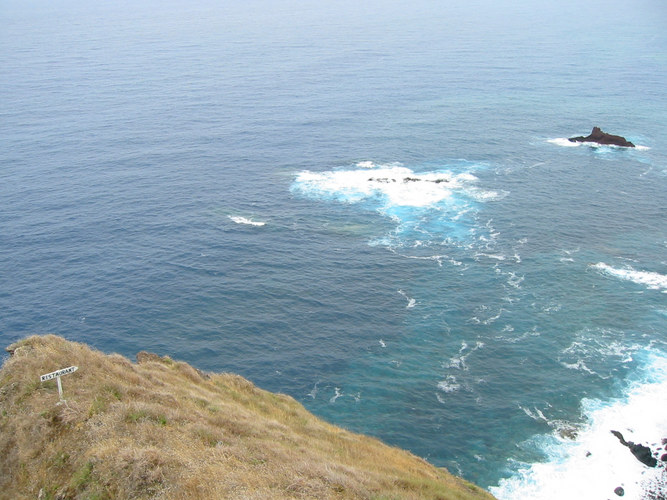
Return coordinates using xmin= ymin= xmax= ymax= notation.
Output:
xmin=0 ymin=335 xmax=495 ymax=500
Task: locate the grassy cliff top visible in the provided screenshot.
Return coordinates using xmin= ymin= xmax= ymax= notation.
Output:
xmin=0 ymin=335 xmax=495 ymax=500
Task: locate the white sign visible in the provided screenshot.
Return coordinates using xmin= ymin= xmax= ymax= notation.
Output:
xmin=40 ymin=366 xmax=78 ymax=402
xmin=40 ymin=366 xmax=78 ymax=382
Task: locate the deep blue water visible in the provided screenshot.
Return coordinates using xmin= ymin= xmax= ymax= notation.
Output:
xmin=2 ymin=1 xmax=666 ymax=497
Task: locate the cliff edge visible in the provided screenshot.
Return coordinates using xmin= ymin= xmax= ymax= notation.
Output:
xmin=0 ymin=335 xmax=495 ymax=500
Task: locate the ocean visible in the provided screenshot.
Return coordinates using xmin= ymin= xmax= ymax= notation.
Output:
xmin=1 ymin=0 xmax=666 ymax=497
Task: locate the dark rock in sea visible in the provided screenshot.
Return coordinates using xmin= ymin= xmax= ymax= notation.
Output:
xmin=400 ymin=177 xmax=449 ymax=184
xmin=661 ymin=453 xmax=667 ymax=462
xmin=568 ymin=127 xmax=635 ymax=147
xmin=611 ymin=430 xmax=658 ymax=467
xmin=558 ymin=425 xmax=579 ymax=440
xmin=629 ymin=443 xmax=658 ymax=467
xmin=614 ymin=486 xmax=625 ymax=496
xmin=611 ymin=430 xmax=627 ymax=444
xmin=646 ymin=480 xmax=667 ymax=500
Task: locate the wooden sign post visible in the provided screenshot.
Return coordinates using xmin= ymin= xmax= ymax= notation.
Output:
xmin=40 ymin=366 xmax=78 ymax=402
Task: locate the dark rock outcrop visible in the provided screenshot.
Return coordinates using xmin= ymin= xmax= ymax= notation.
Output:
xmin=568 ymin=127 xmax=635 ymax=147
xmin=611 ymin=430 xmax=658 ymax=467
xmin=367 ymin=177 xmax=450 ymax=184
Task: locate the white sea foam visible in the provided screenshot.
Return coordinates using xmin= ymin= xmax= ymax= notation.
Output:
xmin=447 ymin=341 xmax=484 ymax=370
xmin=520 ymin=407 xmax=579 ymax=440
xmin=469 ymin=188 xmax=505 ymax=202
xmin=228 ymin=215 xmax=266 ymax=226
xmin=495 ymin=326 xmax=540 ymax=344
xmin=356 ymin=160 xmax=377 ymax=168
xmin=558 ymin=329 xmax=642 ymax=380
xmin=558 ymin=248 xmax=579 ymax=263
xmin=398 ymin=289 xmax=416 ymax=308
xmin=560 ymin=359 xmax=600 ymax=377
xmin=592 ymin=262 xmax=667 ymax=292
xmin=475 ymin=252 xmax=506 ymax=261
xmin=548 ymin=137 xmax=650 ymax=150
xmin=307 ymin=381 xmax=320 ymax=399
xmin=329 ymin=387 xmax=343 ymax=403
xmin=506 ymin=271 xmax=524 ymax=289
xmin=397 ymin=252 xmax=463 ymax=268
xmin=469 ymin=305 xmax=504 ymax=325
xmin=293 ymin=165 xmax=460 ymax=207
xmin=548 ymin=137 xmax=581 ymax=147
xmin=491 ymin=351 xmax=667 ymax=500
xmin=292 ymin=162 xmax=497 ymax=250
xmin=542 ymin=303 xmax=562 ymax=313
xmin=437 ymin=375 xmax=461 ymax=393
xmin=456 ymin=172 xmax=479 ymax=183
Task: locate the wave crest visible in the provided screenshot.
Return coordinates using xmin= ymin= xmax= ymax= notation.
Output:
xmin=592 ymin=263 xmax=667 ymax=292
xmin=229 ymin=216 xmax=266 ymax=227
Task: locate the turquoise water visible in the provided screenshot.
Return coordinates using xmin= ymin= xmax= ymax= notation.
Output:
xmin=1 ymin=1 xmax=666 ymax=496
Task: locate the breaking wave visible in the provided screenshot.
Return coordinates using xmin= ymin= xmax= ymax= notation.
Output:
xmin=228 ymin=215 xmax=266 ymax=227
xmin=548 ymin=138 xmax=650 ymax=150
xmin=291 ymin=161 xmax=499 ymax=251
xmin=592 ymin=263 xmax=667 ymax=292
xmin=491 ymin=350 xmax=667 ymax=500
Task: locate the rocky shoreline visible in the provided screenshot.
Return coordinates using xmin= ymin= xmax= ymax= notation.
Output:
xmin=610 ymin=430 xmax=667 ymax=498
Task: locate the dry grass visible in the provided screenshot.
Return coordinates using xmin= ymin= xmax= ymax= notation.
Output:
xmin=0 ymin=335 xmax=495 ymax=500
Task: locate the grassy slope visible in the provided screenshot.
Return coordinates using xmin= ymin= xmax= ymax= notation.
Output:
xmin=0 ymin=335 xmax=495 ymax=500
